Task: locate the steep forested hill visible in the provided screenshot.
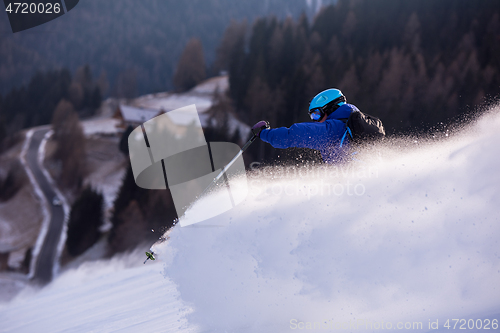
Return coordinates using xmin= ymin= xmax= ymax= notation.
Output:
xmin=0 ymin=0 xmax=327 ymax=96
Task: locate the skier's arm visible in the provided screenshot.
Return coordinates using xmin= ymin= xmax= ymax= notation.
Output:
xmin=260 ymin=122 xmax=329 ymax=150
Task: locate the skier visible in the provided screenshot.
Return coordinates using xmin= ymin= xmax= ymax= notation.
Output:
xmin=144 ymin=251 xmax=155 ymax=264
xmin=251 ymin=88 xmax=359 ymax=164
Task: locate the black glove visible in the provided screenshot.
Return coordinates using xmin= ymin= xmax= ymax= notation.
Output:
xmin=251 ymin=120 xmax=270 ymax=137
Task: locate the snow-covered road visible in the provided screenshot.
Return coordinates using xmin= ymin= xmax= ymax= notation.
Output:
xmin=1 ymin=107 xmax=500 ymax=332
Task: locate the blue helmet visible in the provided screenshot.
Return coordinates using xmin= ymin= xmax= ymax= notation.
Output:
xmin=308 ymin=88 xmax=346 ymax=121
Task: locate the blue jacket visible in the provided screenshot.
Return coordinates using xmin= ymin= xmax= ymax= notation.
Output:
xmin=259 ymin=103 xmax=358 ymax=163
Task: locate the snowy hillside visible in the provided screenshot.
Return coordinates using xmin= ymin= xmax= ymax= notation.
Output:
xmin=133 ymin=76 xmax=250 ymax=139
xmin=1 ymin=107 xmax=500 ymax=332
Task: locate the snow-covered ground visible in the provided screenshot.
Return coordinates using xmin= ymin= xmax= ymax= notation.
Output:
xmin=134 ymin=76 xmax=229 ymax=113
xmin=134 ymin=76 xmax=251 ymax=140
xmin=1 ymin=107 xmax=500 ymax=332
xmin=80 ymin=117 xmax=122 ymax=136
xmin=0 ymin=250 xmax=197 ymax=332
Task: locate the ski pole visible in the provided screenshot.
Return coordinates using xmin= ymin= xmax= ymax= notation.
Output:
xmin=173 ymin=133 xmax=258 ymax=225
xmin=195 ymin=133 xmax=257 ymax=202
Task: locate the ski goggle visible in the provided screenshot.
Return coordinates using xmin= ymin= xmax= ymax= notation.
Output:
xmin=308 ymin=108 xmax=324 ymax=121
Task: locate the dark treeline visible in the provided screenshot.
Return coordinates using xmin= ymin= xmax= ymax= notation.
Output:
xmin=217 ymin=0 xmax=499 ymax=161
xmin=0 ymin=69 xmax=71 ymax=141
xmin=0 ymin=0 xmax=331 ymax=97
xmin=0 ymin=65 xmax=102 ymax=148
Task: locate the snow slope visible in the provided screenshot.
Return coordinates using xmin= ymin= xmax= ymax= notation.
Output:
xmin=1 ymin=107 xmax=500 ymax=332
xmin=154 ymin=108 xmax=500 ymax=332
xmin=0 ymin=250 xmax=198 ymax=332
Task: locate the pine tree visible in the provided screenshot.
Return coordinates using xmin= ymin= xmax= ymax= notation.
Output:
xmin=173 ymin=38 xmax=207 ymax=92
xmin=114 ymin=70 xmax=137 ymax=99
xmin=51 ymin=99 xmax=87 ymax=189
xmin=213 ymin=20 xmax=247 ymax=75
xmin=66 ymin=186 xmax=104 ymax=257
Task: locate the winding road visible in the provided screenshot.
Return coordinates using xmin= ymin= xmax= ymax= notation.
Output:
xmin=24 ymin=128 xmax=66 ymax=284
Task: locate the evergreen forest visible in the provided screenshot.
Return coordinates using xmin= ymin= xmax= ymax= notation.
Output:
xmin=219 ymin=0 xmax=499 ymax=148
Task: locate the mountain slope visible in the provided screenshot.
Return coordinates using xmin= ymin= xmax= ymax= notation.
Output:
xmin=1 ymin=106 xmax=499 ymax=332
xmin=157 ymin=106 xmax=500 ymax=331
xmin=0 ymin=0 xmax=322 ymax=96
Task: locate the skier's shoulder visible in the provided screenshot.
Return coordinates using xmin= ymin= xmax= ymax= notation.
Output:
xmin=322 ymin=104 xmax=360 ymax=136
xmin=344 ymin=103 xmax=360 ymax=112
xmin=329 ymin=103 xmax=359 ymax=120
